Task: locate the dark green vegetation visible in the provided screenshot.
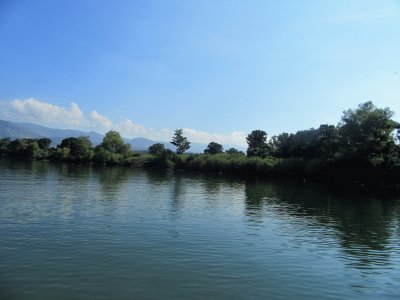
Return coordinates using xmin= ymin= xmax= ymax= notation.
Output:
xmin=1 ymin=102 xmax=399 ymax=187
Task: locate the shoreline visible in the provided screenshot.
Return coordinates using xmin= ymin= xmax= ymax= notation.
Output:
xmin=2 ymin=155 xmax=400 ymax=194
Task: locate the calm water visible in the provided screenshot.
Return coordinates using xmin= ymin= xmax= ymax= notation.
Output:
xmin=0 ymin=159 xmax=399 ymax=300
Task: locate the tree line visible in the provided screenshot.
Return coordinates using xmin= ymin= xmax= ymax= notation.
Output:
xmin=1 ymin=101 xmax=399 ymax=186
xmin=161 ymin=101 xmax=400 ymax=165
xmin=0 ymin=130 xmax=134 ymax=164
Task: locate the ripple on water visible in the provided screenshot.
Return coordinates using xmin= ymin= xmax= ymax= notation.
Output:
xmin=0 ymin=161 xmax=400 ymax=299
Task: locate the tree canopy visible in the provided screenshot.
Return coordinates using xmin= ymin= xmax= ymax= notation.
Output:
xmin=204 ymin=142 xmax=223 ymax=154
xmin=225 ymin=147 xmax=245 ymax=155
xmin=101 ymin=130 xmax=131 ymax=155
xmin=93 ymin=130 xmax=133 ymax=164
xmin=338 ymin=101 xmax=399 ymax=161
xmin=246 ymin=130 xmax=269 ymax=158
xmin=171 ymin=129 xmax=190 ymax=154
xmin=56 ymin=136 xmax=93 ymax=162
xmin=148 ymin=143 xmax=165 ymax=157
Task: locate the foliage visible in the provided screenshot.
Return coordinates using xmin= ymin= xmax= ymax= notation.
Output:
xmin=37 ymin=138 xmax=52 ymax=149
xmin=338 ymin=101 xmax=398 ymax=161
xmin=5 ymin=138 xmax=51 ymax=159
xmin=174 ymin=153 xmax=277 ymax=176
xmin=147 ymin=143 xmax=176 ymax=163
xmin=246 ymin=130 xmax=269 ymax=158
xmin=55 ymin=136 xmax=93 ymax=162
xmin=0 ymin=138 xmax=11 ymax=154
xmin=315 ymin=124 xmax=340 ymax=159
xmin=101 ymin=130 xmax=132 ymax=155
xmin=148 ymin=143 xmax=165 ymax=157
xmin=204 ymin=142 xmax=224 ymax=154
xmin=269 ymin=133 xmax=292 ymax=158
xmin=93 ymin=130 xmax=133 ymax=164
xmin=225 ymin=147 xmax=245 ymax=155
xmin=1 ymin=101 xmax=400 ymax=187
xmin=171 ymin=129 xmax=190 ymax=154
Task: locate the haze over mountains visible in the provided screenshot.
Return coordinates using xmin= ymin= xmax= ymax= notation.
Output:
xmin=0 ymin=119 xmax=244 ymax=153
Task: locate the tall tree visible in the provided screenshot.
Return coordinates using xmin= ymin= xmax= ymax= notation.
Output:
xmin=93 ymin=130 xmax=133 ymax=164
xmin=246 ymin=130 xmax=269 ymax=158
xmin=58 ymin=136 xmax=93 ymax=161
xmin=101 ymin=130 xmax=131 ymax=155
xmin=316 ymin=124 xmax=340 ymax=159
xmin=171 ymin=129 xmax=190 ymax=154
xmin=204 ymin=142 xmax=224 ymax=154
xmin=37 ymin=138 xmax=52 ymax=149
xmin=225 ymin=147 xmax=245 ymax=155
xmin=269 ymin=132 xmax=292 ymax=158
xmin=290 ymin=129 xmax=319 ymax=158
xmin=338 ymin=101 xmax=399 ymax=161
xmin=148 ymin=143 xmax=165 ymax=157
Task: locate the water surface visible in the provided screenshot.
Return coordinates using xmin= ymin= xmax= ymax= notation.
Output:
xmin=0 ymin=159 xmax=399 ymax=299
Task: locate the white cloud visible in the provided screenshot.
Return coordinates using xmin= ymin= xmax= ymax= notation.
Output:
xmin=90 ymin=111 xmax=113 ymax=129
xmin=0 ymin=98 xmax=246 ymax=146
xmin=183 ymin=128 xmax=247 ymax=146
xmin=117 ymin=118 xmax=148 ymax=136
xmin=2 ymin=98 xmax=85 ymax=126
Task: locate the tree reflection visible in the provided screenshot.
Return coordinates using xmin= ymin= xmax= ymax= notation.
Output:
xmin=170 ymin=173 xmax=185 ymax=218
xmin=94 ymin=165 xmax=131 ymax=192
xmin=55 ymin=162 xmax=92 ymax=180
xmin=244 ymin=178 xmax=400 ymax=268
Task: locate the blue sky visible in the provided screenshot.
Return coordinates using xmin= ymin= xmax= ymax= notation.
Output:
xmin=0 ymin=0 xmax=399 ymax=146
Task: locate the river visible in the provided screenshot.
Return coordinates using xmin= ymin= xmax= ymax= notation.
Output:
xmin=0 ymin=159 xmax=399 ymax=299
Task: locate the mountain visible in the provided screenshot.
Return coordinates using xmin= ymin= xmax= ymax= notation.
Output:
xmin=0 ymin=120 xmax=37 ymax=138
xmin=0 ymin=119 xmax=232 ymax=152
xmin=0 ymin=119 xmax=245 ymax=153
xmin=0 ymin=120 xmax=104 ymax=146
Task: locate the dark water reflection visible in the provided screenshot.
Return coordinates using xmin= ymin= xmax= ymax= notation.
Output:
xmin=0 ymin=159 xmax=399 ymax=299
xmin=244 ymin=180 xmax=399 ymax=267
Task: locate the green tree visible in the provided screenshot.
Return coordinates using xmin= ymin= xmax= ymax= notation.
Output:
xmin=57 ymin=136 xmax=93 ymax=161
xmin=315 ymin=124 xmax=340 ymax=159
xmin=148 ymin=143 xmax=165 ymax=157
xmin=290 ymin=129 xmax=319 ymax=158
xmin=338 ymin=101 xmax=399 ymax=161
xmin=269 ymin=133 xmax=292 ymax=158
xmin=171 ymin=129 xmax=190 ymax=154
xmin=246 ymin=130 xmax=269 ymax=158
xmin=93 ymin=146 xmax=112 ymax=163
xmin=101 ymin=130 xmax=131 ymax=154
xmin=204 ymin=142 xmax=223 ymax=154
xmin=93 ymin=131 xmax=133 ymax=164
xmin=7 ymin=139 xmax=43 ymax=159
xmin=37 ymin=138 xmax=52 ymax=149
xmin=225 ymin=147 xmax=245 ymax=155
xmin=0 ymin=138 xmax=11 ymax=154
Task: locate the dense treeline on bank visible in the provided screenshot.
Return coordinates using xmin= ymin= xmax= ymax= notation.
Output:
xmin=1 ymin=101 xmax=400 ymax=187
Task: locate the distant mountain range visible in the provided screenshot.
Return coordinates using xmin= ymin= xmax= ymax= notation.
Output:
xmin=0 ymin=119 xmax=244 ymax=153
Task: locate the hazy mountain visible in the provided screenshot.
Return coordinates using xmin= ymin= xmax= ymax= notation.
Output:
xmin=0 ymin=120 xmax=104 ymax=146
xmin=0 ymin=119 xmax=239 ymax=152
xmin=0 ymin=119 xmax=245 ymax=153
xmin=0 ymin=120 xmax=38 ymax=138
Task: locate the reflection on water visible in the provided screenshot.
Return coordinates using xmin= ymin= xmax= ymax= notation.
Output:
xmin=0 ymin=159 xmax=399 ymax=299
xmin=244 ymin=178 xmax=399 ymax=269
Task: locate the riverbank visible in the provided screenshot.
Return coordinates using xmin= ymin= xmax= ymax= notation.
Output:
xmin=2 ymin=153 xmax=400 ymax=191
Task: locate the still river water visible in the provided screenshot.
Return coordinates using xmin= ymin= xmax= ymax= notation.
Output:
xmin=0 ymin=159 xmax=399 ymax=299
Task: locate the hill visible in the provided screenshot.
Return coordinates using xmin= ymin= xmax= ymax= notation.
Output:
xmin=0 ymin=119 xmax=242 ymax=152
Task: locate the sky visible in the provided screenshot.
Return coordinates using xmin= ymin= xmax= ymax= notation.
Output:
xmin=0 ymin=0 xmax=399 ymax=146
